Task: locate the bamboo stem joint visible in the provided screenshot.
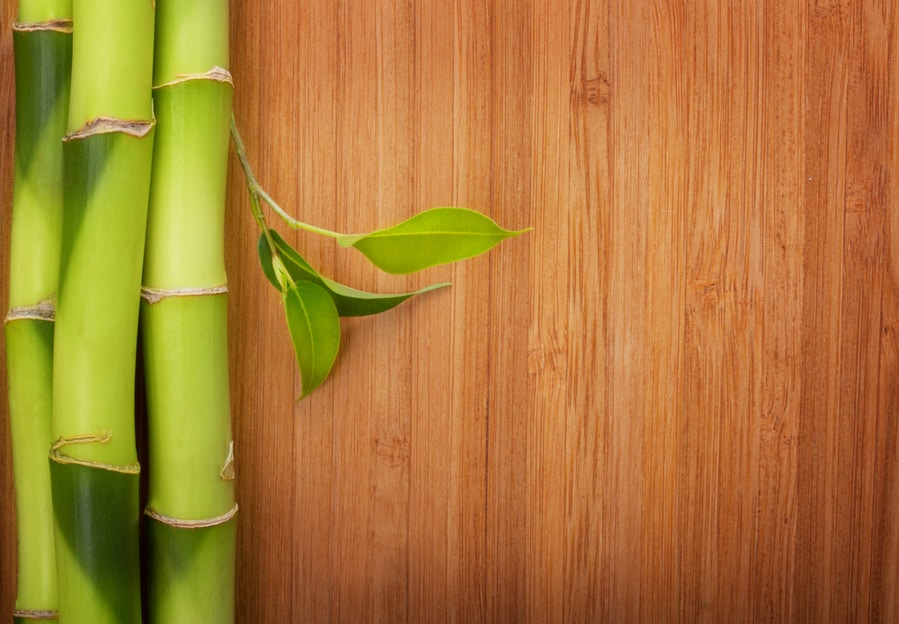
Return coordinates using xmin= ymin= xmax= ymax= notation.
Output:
xmin=144 ymin=504 xmax=238 ymax=529
xmin=49 ymin=431 xmax=141 ymax=474
xmin=140 ymin=285 xmax=228 ymax=305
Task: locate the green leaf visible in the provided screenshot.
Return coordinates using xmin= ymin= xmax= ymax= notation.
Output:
xmin=259 ymin=231 xmax=450 ymax=316
xmin=283 ymin=281 xmax=341 ymax=398
xmin=336 ymin=207 xmax=530 ymax=274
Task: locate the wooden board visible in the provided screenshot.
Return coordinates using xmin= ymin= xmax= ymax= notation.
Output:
xmin=2 ymin=1 xmax=898 ymax=621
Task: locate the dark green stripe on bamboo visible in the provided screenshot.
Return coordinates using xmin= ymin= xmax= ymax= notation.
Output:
xmin=7 ymin=10 xmax=72 ymax=623
xmin=48 ymin=459 xmax=141 ymax=622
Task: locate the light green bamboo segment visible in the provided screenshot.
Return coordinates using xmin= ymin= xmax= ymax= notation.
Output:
xmin=16 ymin=0 xmax=68 ymax=22
xmin=142 ymin=0 xmax=235 ymax=621
xmin=7 ymin=6 xmax=71 ymax=622
xmin=50 ymin=0 xmax=155 ymax=622
xmin=6 ymin=321 xmax=57 ymax=624
xmin=140 ymin=296 xmax=236 ymax=624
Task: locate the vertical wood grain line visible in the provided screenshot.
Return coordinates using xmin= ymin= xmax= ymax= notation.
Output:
xmin=408 ymin=3 xmax=455 ymax=621
xmin=331 ymin=5 xmax=378 ymax=622
xmin=564 ymin=0 xmax=610 ymax=621
xmin=836 ymin=2 xmax=893 ymax=621
xmin=752 ymin=1 xmax=805 ymax=621
xmin=796 ymin=2 xmax=849 ymax=620
xmin=525 ymin=0 xmax=570 ymax=621
xmin=680 ymin=3 xmax=728 ymax=620
xmin=606 ymin=1 xmax=650 ymax=619
xmin=371 ymin=3 xmax=416 ymax=623
xmin=874 ymin=7 xmax=899 ymax=622
xmin=640 ymin=2 xmax=688 ymax=620
xmin=486 ymin=0 xmax=533 ymax=621
xmin=449 ymin=1 xmax=493 ymax=620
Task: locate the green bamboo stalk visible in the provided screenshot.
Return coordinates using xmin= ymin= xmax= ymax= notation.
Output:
xmin=49 ymin=0 xmax=155 ymax=622
xmin=140 ymin=0 xmax=236 ymax=621
xmin=6 ymin=1 xmax=72 ymax=621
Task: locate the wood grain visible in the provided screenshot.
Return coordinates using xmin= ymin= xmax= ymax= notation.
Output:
xmin=2 ymin=1 xmax=899 ymax=622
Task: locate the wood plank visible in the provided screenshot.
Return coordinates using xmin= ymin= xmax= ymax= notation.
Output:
xmin=525 ymin=0 xmax=571 ymax=621
xmin=563 ymin=2 xmax=610 ymax=621
xmin=485 ymin=0 xmax=533 ymax=622
xmin=795 ymin=2 xmax=894 ymax=621
xmin=446 ymin=1 xmax=494 ymax=621
xmin=752 ymin=2 xmax=805 ymax=621
xmin=876 ymin=7 xmax=899 ymax=622
xmin=407 ymin=3 xmax=455 ymax=622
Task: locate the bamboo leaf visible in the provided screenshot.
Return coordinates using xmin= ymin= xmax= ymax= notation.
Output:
xmin=283 ymin=281 xmax=340 ymax=398
xmin=259 ymin=231 xmax=450 ymax=316
xmin=336 ymin=207 xmax=530 ymax=274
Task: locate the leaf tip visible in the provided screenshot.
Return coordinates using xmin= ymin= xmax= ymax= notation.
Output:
xmin=508 ymin=225 xmax=534 ymax=237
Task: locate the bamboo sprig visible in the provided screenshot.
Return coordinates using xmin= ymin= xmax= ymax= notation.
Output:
xmin=229 ymin=115 xmax=529 ymax=397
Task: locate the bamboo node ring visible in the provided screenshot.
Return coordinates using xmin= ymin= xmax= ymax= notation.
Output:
xmin=49 ymin=430 xmax=141 ymax=474
xmin=13 ymin=19 xmax=73 ymax=33
xmin=64 ymin=116 xmax=155 ymax=141
xmin=12 ymin=608 xmax=59 ymax=620
xmin=144 ymin=504 xmax=239 ymax=529
xmin=4 ymin=301 xmax=56 ymax=324
xmin=140 ymin=284 xmax=229 ymax=304
xmin=153 ymin=66 xmax=234 ymax=89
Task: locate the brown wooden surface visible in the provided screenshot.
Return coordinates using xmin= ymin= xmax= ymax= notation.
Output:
xmin=3 ymin=1 xmax=899 ymax=622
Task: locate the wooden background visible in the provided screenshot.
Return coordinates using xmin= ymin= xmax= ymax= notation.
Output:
xmin=3 ymin=1 xmax=899 ymax=621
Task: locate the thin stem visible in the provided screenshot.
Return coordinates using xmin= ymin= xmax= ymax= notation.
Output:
xmin=229 ymin=115 xmax=346 ymax=239
xmin=257 ymin=188 xmax=345 ymax=238
xmin=228 ymin=114 xmax=280 ymax=257
xmin=230 ymin=116 xmax=303 ymax=293
xmin=227 ymin=115 xmax=261 ymax=214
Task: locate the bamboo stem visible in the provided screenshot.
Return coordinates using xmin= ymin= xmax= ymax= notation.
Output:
xmin=49 ymin=0 xmax=155 ymax=621
xmin=142 ymin=0 xmax=236 ymax=621
xmin=7 ymin=2 xmax=72 ymax=620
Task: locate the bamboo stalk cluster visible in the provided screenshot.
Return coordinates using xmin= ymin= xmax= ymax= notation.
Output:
xmin=7 ymin=0 xmax=528 ymax=621
xmin=7 ymin=0 xmax=235 ymax=622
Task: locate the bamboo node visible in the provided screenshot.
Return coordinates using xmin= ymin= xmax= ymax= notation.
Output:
xmin=64 ymin=116 xmax=155 ymax=141
xmin=4 ymin=300 xmax=56 ymax=324
xmin=154 ymin=66 xmax=234 ymax=90
xmin=12 ymin=609 xmax=59 ymax=620
xmin=140 ymin=284 xmax=229 ymax=304
xmin=145 ymin=504 xmax=239 ymax=529
xmin=13 ymin=19 xmax=73 ymax=33
xmin=49 ymin=430 xmax=141 ymax=474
